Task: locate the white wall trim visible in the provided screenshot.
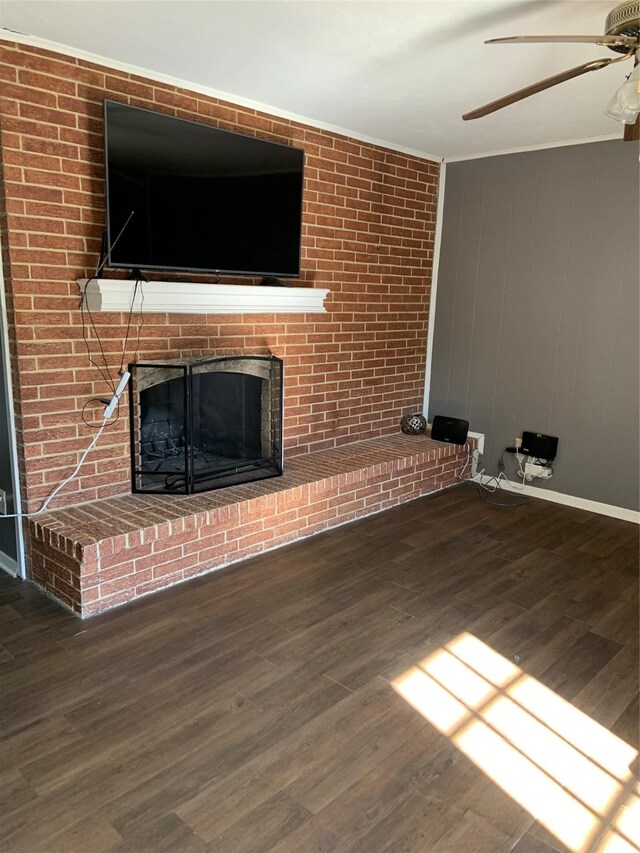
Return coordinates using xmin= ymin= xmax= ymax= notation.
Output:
xmin=467 ymin=430 xmax=485 ymax=456
xmin=0 ymin=234 xmax=26 ymax=578
xmin=478 ymin=475 xmax=640 ymax=524
xmin=0 ymin=31 xmax=618 ymax=164
xmin=78 ymin=278 xmax=330 ymax=315
xmin=0 ymin=29 xmax=442 ymax=163
xmin=422 ymin=159 xmax=446 ymax=419
xmin=445 ymin=133 xmax=620 ymax=163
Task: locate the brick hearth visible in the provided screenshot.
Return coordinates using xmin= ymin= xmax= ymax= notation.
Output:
xmin=29 ymin=435 xmax=468 ymax=617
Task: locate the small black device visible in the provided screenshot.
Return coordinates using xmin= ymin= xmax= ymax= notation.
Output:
xmin=431 ymin=415 xmax=469 ymax=445
xmin=260 ymin=276 xmax=290 ymax=287
xmin=521 ymin=431 xmax=558 ymax=461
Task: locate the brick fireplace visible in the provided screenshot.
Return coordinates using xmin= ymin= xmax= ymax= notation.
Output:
xmin=0 ymin=41 xmax=467 ymax=615
xmin=130 ymin=355 xmax=284 ymax=494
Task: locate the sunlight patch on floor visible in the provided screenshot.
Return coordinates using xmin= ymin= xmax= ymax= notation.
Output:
xmin=392 ymin=632 xmax=639 ymax=853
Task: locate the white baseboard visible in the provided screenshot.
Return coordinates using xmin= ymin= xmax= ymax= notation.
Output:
xmin=0 ymin=549 xmax=18 ymax=576
xmin=478 ymin=475 xmax=640 ymax=524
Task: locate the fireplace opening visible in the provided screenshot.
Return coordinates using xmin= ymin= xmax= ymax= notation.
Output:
xmin=129 ymin=355 xmax=283 ymax=494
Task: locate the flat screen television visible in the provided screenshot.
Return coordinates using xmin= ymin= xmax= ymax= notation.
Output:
xmin=103 ymin=100 xmax=304 ymax=277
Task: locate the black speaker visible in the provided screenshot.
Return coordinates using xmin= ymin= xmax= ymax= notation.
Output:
xmin=431 ymin=415 xmax=469 ymax=445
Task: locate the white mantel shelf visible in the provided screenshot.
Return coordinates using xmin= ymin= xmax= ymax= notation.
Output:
xmin=77 ymin=279 xmax=329 ymax=314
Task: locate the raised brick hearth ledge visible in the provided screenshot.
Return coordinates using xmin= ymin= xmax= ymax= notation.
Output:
xmin=30 ymin=435 xmax=469 ymax=617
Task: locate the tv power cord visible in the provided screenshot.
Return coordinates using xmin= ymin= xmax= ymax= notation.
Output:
xmin=2 ymin=213 xmax=138 ymax=521
xmin=1 ymin=373 xmax=130 ymax=520
xmin=457 ymin=441 xmax=531 ymax=508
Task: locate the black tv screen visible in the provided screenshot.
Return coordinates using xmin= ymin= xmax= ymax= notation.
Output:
xmin=104 ymin=100 xmax=304 ymax=277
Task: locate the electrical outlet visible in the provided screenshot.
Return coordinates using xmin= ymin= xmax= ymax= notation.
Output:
xmin=0 ymin=489 xmax=6 ymax=515
xmin=514 ymin=437 xmax=522 ymax=449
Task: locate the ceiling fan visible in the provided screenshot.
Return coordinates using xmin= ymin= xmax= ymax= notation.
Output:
xmin=462 ymin=0 xmax=640 ymax=141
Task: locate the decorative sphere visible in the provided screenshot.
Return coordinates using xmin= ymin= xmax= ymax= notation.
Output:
xmin=400 ymin=413 xmax=427 ymax=435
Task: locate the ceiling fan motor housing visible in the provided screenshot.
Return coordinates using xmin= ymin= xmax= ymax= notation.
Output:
xmin=606 ymin=1 xmax=640 ymax=52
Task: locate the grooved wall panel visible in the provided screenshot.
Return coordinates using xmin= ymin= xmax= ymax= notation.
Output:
xmin=429 ymin=140 xmax=639 ymax=511
xmin=0 ymin=42 xmax=439 ymax=513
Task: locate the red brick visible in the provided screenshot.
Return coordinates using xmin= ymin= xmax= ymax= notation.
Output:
xmin=2 ymin=40 xmax=443 ymax=612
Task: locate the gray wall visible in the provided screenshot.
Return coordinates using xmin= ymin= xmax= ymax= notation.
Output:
xmin=429 ymin=140 xmax=639 ymax=511
xmin=0 ymin=303 xmax=17 ymax=562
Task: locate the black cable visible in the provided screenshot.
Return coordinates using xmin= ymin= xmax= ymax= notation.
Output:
xmin=78 ymin=211 xmax=137 ymax=393
xmin=462 ymin=443 xmax=532 ymax=508
xmin=96 ymin=211 xmax=135 ymax=279
xmin=534 ymin=457 xmax=553 ymax=468
xmin=464 ymin=480 xmax=531 ymax=508
xmin=80 ymin=288 xmax=116 ymax=392
xmin=81 ymin=397 xmax=120 ymax=429
xmin=80 ymin=210 xmax=135 ymax=394
xmin=131 ymin=279 xmax=145 ymax=366
xmin=119 ymin=279 xmax=139 ymax=374
xmin=97 ymin=230 xmax=108 ymax=275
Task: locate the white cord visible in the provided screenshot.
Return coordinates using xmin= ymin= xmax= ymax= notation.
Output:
xmin=2 ymin=232 xmax=138 ymax=521
xmin=457 ymin=440 xmax=473 ymax=480
xmin=511 ymin=451 xmax=527 ymax=489
xmin=2 ymin=420 xmax=107 ymax=519
xmin=458 ymin=441 xmax=529 ymax=496
xmin=458 ymin=441 xmax=507 ymax=492
xmin=2 ymin=370 xmax=130 ymax=519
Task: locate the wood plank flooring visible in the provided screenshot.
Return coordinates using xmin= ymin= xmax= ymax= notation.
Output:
xmin=1 ymin=485 xmax=638 ymax=853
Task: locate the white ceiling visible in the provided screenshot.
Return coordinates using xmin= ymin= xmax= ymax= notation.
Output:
xmin=0 ymin=0 xmax=628 ymax=159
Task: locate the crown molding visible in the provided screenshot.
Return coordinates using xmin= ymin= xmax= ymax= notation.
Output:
xmin=0 ymin=29 xmax=442 ymax=163
xmin=445 ymin=133 xmax=621 ymax=162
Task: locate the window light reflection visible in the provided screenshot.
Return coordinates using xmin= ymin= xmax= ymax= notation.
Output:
xmin=454 ymin=718 xmax=598 ymax=851
xmin=483 ymin=695 xmax=622 ymax=816
xmin=391 ymin=633 xmax=639 ymax=853
xmin=613 ymin=792 xmax=640 ymax=847
xmin=445 ymin=632 xmax=520 ymax=686
xmin=508 ymin=677 xmax=637 ymax=784
xmin=393 ymin=665 xmax=469 ymax=736
xmin=597 ymin=831 xmax=640 ymax=853
xmin=421 ymin=648 xmax=496 ymax=708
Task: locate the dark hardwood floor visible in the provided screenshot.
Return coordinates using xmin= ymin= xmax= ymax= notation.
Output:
xmin=1 ymin=485 xmax=638 ymax=853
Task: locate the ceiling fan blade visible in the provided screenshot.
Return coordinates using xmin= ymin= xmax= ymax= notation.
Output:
xmin=462 ymin=58 xmax=614 ymax=120
xmin=623 ymin=115 xmax=640 ymax=141
xmin=486 ymin=35 xmax=639 ymax=47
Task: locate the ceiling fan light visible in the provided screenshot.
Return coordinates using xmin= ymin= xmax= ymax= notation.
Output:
xmin=604 ymin=64 xmax=640 ymax=124
xmin=616 ymin=65 xmax=640 ymax=109
xmin=604 ymin=94 xmax=640 ymax=124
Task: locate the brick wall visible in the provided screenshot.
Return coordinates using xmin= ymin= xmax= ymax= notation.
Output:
xmin=0 ymin=41 xmax=439 ymax=514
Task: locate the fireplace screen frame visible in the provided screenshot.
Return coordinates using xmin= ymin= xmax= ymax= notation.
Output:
xmin=128 ymin=355 xmax=284 ymax=495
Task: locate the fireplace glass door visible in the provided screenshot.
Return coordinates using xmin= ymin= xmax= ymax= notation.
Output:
xmin=129 ymin=356 xmax=283 ymax=494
